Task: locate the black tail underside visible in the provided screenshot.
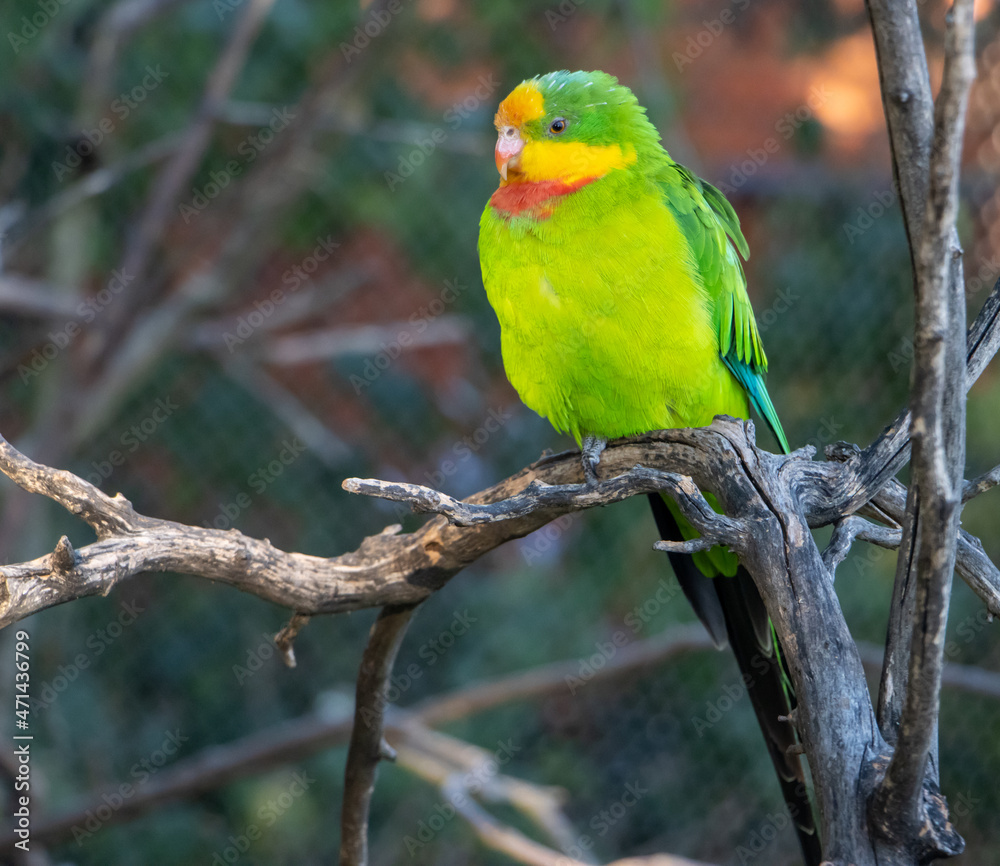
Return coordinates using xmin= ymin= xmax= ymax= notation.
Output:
xmin=647 ymin=493 xmax=823 ymax=866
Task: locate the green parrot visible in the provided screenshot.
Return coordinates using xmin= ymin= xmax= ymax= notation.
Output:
xmin=478 ymin=70 xmax=820 ymax=865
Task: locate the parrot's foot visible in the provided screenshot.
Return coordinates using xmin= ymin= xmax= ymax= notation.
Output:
xmin=581 ymin=435 xmax=607 ymax=485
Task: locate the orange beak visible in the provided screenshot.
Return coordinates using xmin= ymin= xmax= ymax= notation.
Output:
xmin=495 ymin=125 xmax=524 ymax=181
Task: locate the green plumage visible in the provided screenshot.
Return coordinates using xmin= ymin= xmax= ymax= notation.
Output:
xmin=478 ymin=70 xmax=819 ymax=866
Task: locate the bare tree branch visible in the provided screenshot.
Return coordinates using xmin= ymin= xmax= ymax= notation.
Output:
xmin=0 ymin=625 xmax=708 ymax=849
xmin=99 ymin=0 xmax=277 ymax=338
xmin=411 ymin=624 xmax=714 ymax=727
xmin=0 ymin=277 xmax=80 ymax=320
xmin=823 ymin=516 xmax=902 ymax=576
xmin=65 ymin=55 xmax=365 ymax=452
xmin=222 ymin=357 xmax=351 ymax=466
xmin=6 ymin=619 xmax=997 ymax=858
xmin=261 ymin=316 xmax=472 ymax=366
xmin=963 ymin=463 xmax=1000 ymax=503
xmin=870 ymin=0 xmax=975 ymax=857
xmin=861 ymin=476 xmax=1000 ymax=618
xmin=5 ymin=404 xmax=1000 ymax=628
xmin=340 ymin=603 xmax=418 ymax=866
xmin=787 ymin=274 xmax=1000 ymax=529
xmin=391 ymin=722 xmax=596 ymax=864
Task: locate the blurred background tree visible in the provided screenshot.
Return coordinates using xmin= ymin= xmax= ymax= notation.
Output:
xmin=1 ymin=0 xmax=999 ymax=863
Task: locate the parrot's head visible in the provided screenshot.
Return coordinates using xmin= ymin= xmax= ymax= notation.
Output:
xmin=492 ymin=70 xmax=661 ymax=190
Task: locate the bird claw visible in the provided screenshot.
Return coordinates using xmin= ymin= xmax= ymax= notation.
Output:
xmin=581 ymin=435 xmax=607 ymax=485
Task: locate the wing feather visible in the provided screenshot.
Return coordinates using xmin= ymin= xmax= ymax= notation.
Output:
xmin=660 ymin=164 xmax=789 ymax=453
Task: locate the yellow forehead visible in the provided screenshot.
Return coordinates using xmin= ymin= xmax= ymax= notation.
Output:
xmin=495 ymin=81 xmax=544 ymax=128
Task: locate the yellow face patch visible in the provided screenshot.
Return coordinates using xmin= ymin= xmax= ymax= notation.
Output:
xmin=494 ymin=78 xmax=637 ymax=187
xmin=495 ymin=81 xmax=545 ymax=128
xmin=519 ymin=140 xmax=637 ymax=185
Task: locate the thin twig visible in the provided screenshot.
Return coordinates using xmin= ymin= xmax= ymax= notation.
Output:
xmin=963 ymin=464 xmax=1000 ymax=503
xmin=345 ymin=467 xmax=743 ymax=542
xmin=340 ymin=604 xmax=419 ymax=866
xmin=440 ymin=775 xmax=593 ymax=866
xmin=860 ymin=478 xmax=1000 ymax=617
xmin=274 ymin=612 xmax=310 ymax=668
xmin=823 ymin=516 xmax=902 ymax=576
xmin=438 ymin=773 xmax=716 ymax=866
xmin=391 ymin=723 xmax=593 ymax=864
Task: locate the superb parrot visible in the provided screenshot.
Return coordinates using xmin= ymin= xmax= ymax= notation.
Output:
xmin=477 ymin=69 xmax=820 ymax=865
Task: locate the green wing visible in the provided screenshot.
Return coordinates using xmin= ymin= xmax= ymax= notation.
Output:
xmin=655 ymin=165 xmax=816 ymax=864
xmin=659 ymin=163 xmax=789 ymax=454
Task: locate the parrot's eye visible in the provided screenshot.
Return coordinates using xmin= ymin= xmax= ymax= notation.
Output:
xmin=549 ymin=118 xmax=567 ymax=134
